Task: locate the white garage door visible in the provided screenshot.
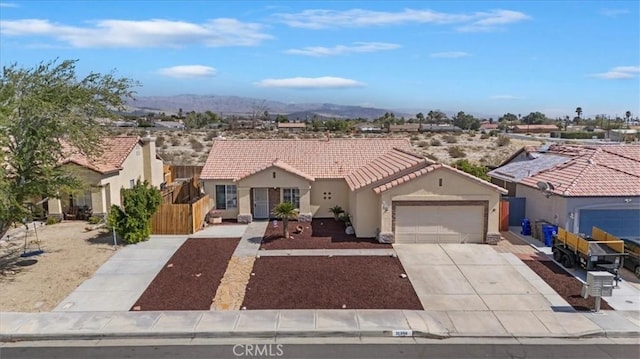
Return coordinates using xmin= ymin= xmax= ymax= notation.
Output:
xmin=395 ymin=205 xmax=484 ymax=243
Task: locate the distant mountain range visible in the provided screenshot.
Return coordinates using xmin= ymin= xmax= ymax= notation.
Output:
xmin=126 ymin=95 xmax=412 ymax=120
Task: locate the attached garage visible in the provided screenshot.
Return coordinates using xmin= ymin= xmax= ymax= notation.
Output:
xmin=579 ymin=209 xmax=640 ymax=239
xmin=393 ymin=201 xmax=488 ymax=244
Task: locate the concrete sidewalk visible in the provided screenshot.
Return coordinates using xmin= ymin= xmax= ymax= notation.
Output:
xmin=257 ymin=249 xmax=396 ymax=256
xmin=53 ymin=236 xmax=189 ymax=312
xmin=1 ymin=309 xmax=638 ymax=342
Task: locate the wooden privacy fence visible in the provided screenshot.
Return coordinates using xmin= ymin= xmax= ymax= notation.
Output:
xmin=151 ymin=194 xmax=210 ymax=235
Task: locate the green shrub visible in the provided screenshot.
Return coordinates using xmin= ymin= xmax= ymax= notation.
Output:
xmin=417 ymin=140 xmax=429 ymax=148
xmin=155 ymin=135 xmax=165 ymax=147
xmin=205 ymin=131 xmax=218 ymax=141
xmin=171 ymin=138 xmax=180 ymax=146
xmin=190 ymin=138 xmax=204 ymax=152
xmin=88 ymin=216 xmax=102 ymax=225
xmin=480 ymin=133 xmax=490 ymax=140
xmin=496 ymin=135 xmax=511 ymax=147
xmin=443 ymin=134 xmax=458 ymax=143
xmin=108 ymin=180 xmax=162 ymax=244
xmin=46 ymin=216 xmax=60 ymax=225
xmin=430 ymin=138 xmax=442 ymax=146
xmin=452 ymin=159 xmax=489 ymax=180
xmin=448 ymin=146 xmax=466 ymax=158
xmin=560 ymin=132 xmax=605 ymax=139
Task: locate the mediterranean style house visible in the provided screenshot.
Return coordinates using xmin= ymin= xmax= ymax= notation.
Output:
xmin=200 ymin=138 xmax=506 ymax=244
xmin=48 ymin=136 xmax=165 ymax=219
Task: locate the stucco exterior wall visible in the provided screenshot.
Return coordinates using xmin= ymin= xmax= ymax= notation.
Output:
xmin=518 ymin=182 xmax=640 ymax=233
xmin=238 ymin=167 xmax=312 ymax=215
xmin=309 ymin=179 xmax=349 ymax=218
xmin=202 ymin=180 xmax=239 ymax=219
xmin=379 ymin=168 xmax=501 ymax=234
xmin=352 ymin=189 xmax=381 ymax=237
xmin=142 ymin=137 xmax=164 ymax=187
xmin=515 ymin=184 xmax=567 ymax=228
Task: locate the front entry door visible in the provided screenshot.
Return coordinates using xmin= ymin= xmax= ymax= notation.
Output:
xmin=253 ymin=188 xmax=269 ymax=219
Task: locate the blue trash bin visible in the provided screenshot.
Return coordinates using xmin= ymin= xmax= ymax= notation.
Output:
xmin=521 ymin=218 xmax=532 ymax=236
xmin=542 ymin=225 xmax=553 ymax=247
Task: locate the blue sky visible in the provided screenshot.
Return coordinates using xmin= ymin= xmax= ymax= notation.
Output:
xmin=1 ymin=1 xmax=638 ymax=118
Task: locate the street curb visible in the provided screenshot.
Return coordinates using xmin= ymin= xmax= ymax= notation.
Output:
xmin=4 ymin=328 xmax=636 ymax=343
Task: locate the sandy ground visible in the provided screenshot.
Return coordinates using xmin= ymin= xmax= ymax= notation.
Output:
xmin=114 ymin=128 xmax=543 ymax=166
xmin=0 ymin=221 xmax=118 ymax=312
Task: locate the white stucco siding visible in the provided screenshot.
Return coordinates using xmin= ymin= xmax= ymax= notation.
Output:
xmin=380 ymin=168 xmax=501 ymax=235
xmin=309 ymin=179 xmax=349 ymax=218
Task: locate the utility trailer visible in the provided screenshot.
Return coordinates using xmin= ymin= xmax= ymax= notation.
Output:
xmin=552 ymin=227 xmax=626 ymax=276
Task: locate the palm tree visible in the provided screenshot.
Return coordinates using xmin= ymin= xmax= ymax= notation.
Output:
xmin=575 ymin=107 xmax=582 ymax=120
xmin=272 ymin=202 xmax=298 ymax=238
xmin=625 ymin=111 xmax=632 ymax=127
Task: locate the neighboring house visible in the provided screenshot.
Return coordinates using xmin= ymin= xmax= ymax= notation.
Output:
xmin=419 ymin=124 xmax=462 ymax=132
xmin=511 ymin=124 xmax=559 ymax=133
xmin=609 ymin=129 xmax=638 ymax=143
xmin=155 ymin=121 xmax=185 ymax=129
xmin=489 ymin=144 xmax=640 ymax=239
xmin=200 ymin=138 xmax=506 ymax=243
xmin=479 ymin=122 xmax=499 ymax=132
xmin=277 ymin=122 xmax=307 ymax=132
xmin=388 ymin=124 xmax=420 ymax=133
xmin=48 ymin=136 xmax=165 ymax=219
xmin=354 ymin=123 xmax=383 ymax=133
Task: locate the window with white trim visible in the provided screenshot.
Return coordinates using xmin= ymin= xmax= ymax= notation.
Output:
xmin=283 ymin=188 xmax=300 ymax=209
xmin=215 ymin=185 xmax=237 ymax=210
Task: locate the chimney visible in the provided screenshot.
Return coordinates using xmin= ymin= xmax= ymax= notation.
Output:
xmin=141 ymin=135 xmax=162 ymax=187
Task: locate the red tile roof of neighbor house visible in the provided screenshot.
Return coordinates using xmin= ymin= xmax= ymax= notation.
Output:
xmin=61 ymin=136 xmax=140 ymax=174
xmin=520 ymin=144 xmax=640 ymax=197
xmin=202 ymin=138 xmax=508 ymax=194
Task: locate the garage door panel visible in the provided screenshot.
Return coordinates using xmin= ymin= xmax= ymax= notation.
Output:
xmin=395 ymin=205 xmax=484 ymax=244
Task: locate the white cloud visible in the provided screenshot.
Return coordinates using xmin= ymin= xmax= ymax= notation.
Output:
xmin=601 ymin=8 xmax=630 ymax=17
xmin=285 ymin=42 xmax=400 ymax=56
xmin=590 ymin=66 xmax=640 ymax=79
xmin=274 ymin=8 xmax=529 ymax=32
xmin=429 ymin=51 xmax=470 ymax=58
xmin=0 ymin=18 xmax=272 ymax=48
xmin=0 ymin=2 xmax=18 ymax=7
xmin=255 ymin=76 xmax=364 ymax=89
xmin=490 ymin=95 xmax=524 ymax=100
xmin=158 ymin=65 xmax=216 ymax=78
xmin=456 ymin=10 xmax=530 ymax=32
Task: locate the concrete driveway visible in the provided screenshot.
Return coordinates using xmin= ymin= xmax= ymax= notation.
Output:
xmin=394 ymin=243 xmax=570 ymax=312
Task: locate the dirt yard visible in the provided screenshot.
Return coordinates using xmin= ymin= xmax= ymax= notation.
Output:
xmin=0 ymin=221 xmax=118 ymax=312
xmin=113 ymin=128 xmax=542 ymax=166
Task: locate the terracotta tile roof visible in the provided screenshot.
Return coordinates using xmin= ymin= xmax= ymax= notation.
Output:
xmin=201 ymin=138 xmax=413 ymax=180
xmin=519 ymin=144 xmax=640 ymax=197
xmin=61 ymin=136 xmax=140 ymax=174
xmin=234 ymin=159 xmax=315 ymax=182
xmin=346 ymin=148 xmax=432 ymax=190
xmin=373 ymin=164 xmax=508 ymax=194
xmin=202 ymin=138 xmax=507 ymax=194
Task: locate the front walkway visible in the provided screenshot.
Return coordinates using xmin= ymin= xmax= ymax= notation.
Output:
xmin=211 ymin=221 xmax=268 ymax=311
xmin=54 ymin=236 xmax=188 ymax=312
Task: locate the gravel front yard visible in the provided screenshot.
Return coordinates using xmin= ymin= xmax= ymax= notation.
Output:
xmin=132 ymin=237 xmax=239 ymax=311
xmin=242 ymin=256 xmax=423 ymax=310
xmin=521 ymin=257 xmax=612 ymax=311
xmin=260 ymin=219 xmax=391 ymax=250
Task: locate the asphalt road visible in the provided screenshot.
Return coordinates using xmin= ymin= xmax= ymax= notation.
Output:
xmin=1 ymin=344 xmax=638 ymax=359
